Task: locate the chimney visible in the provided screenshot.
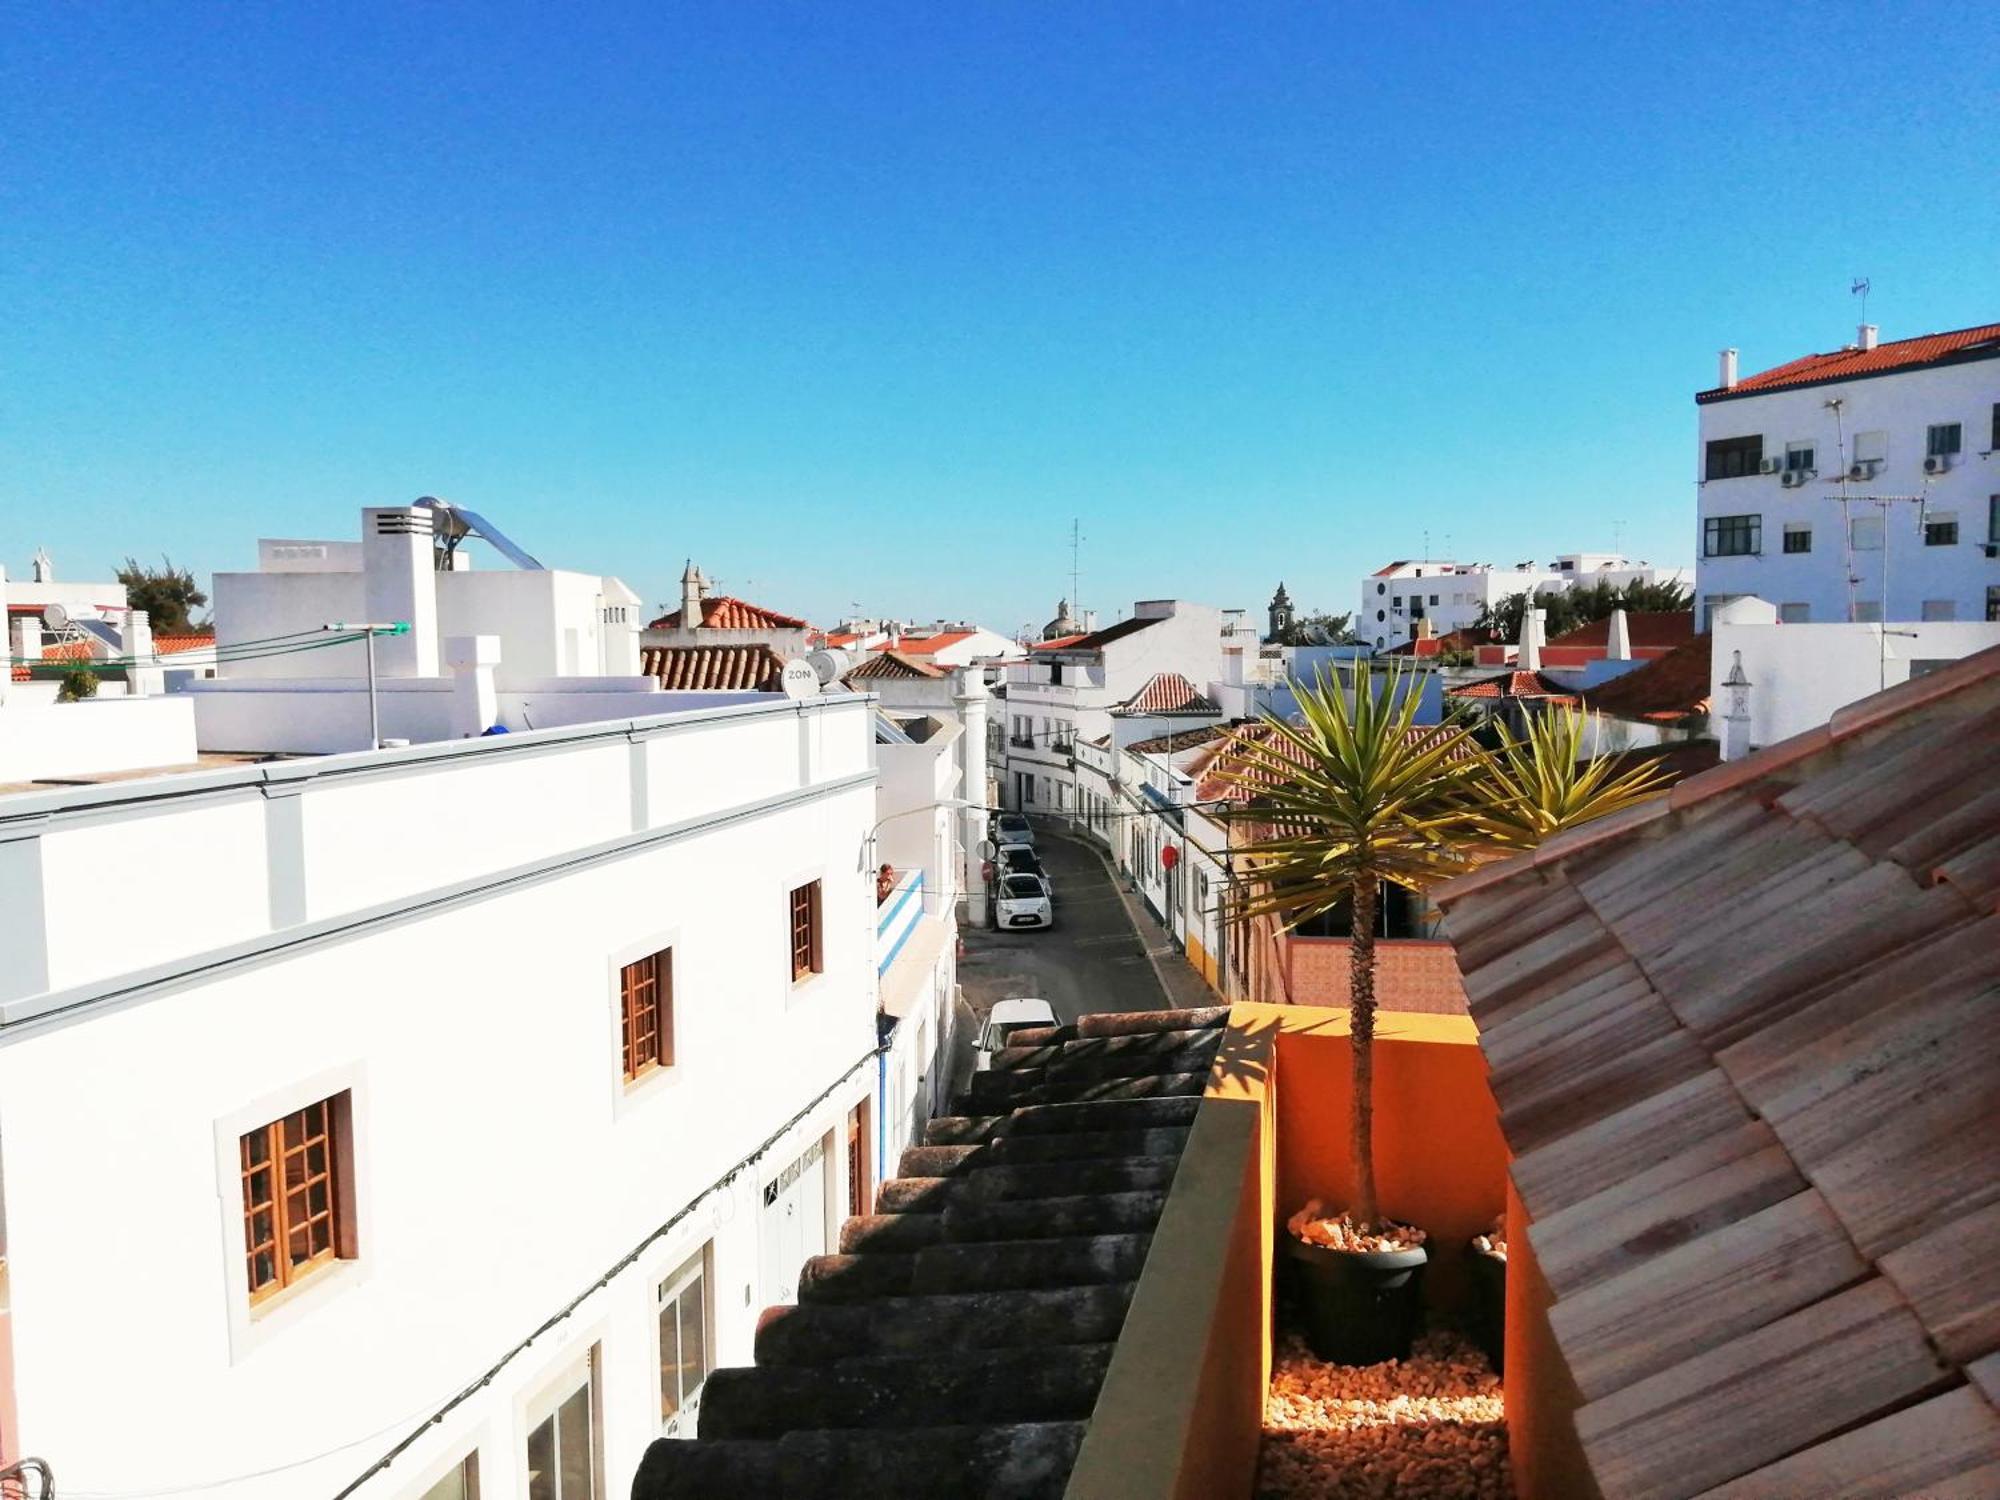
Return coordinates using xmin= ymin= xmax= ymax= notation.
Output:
xmin=1858 ymin=323 xmax=1879 ymax=351
xmin=362 ymin=505 xmax=440 ymax=677
xmin=1519 ymin=607 xmax=1544 ymax=672
xmin=1721 ymin=651 xmax=1753 ymax=762
xmin=680 ymin=560 xmax=704 ymax=632
xmin=1718 ymin=348 xmax=1739 ymax=389
xmin=1605 ymin=607 xmax=1632 ymax=662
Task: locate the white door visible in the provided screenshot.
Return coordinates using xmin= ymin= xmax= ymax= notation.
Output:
xmin=760 ymin=1136 xmax=829 ymax=1305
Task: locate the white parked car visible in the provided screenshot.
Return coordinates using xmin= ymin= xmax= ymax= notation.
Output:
xmin=975 ymin=997 xmax=1059 ymax=1070
xmin=992 ymin=811 xmax=1034 ymax=847
xmin=994 ymin=871 xmax=1054 ymax=930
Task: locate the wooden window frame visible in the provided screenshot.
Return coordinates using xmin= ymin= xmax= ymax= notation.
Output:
xmin=240 ymin=1092 xmax=352 ymax=1305
xmin=619 ymin=948 xmax=674 ymax=1083
xmin=789 ymin=880 xmax=824 ymax=982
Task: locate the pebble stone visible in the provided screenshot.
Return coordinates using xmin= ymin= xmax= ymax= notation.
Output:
xmin=1256 ymin=1329 xmax=1512 ymax=1499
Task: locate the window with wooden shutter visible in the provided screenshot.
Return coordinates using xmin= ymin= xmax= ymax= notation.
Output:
xmin=620 ymin=949 xmax=674 ymax=1082
xmin=789 ymin=881 xmax=823 ymax=982
xmin=241 ymin=1094 xmax=349 ymax=1303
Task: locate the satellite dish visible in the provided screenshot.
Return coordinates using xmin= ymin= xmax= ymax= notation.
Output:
xmin=779 ymin=659 xmax=821 ymax=700
xmin=42 ymin=604 xmax=70 ymax=631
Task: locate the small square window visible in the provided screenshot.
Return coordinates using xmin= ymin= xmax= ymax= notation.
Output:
xmin=1782 ymin=526 xmax=1812 ymax=554
xmin=619 ymin=949 xmax=674 ymax=1083
xmin=1925 ymin=516 xmax=1958 ymax=546
xmin=1784 ymin=443 xmax=1815 ymax=472
xmin=1927 ymin=423 xmax=1963 ymax=457
xmin=1852 ymin=515 xmax=1884 ymax=552
xmin=1853 ymin=600 xmax=1883 ymax=623
xmin=1778 ymin=603 xmax=1810 ymax=624
xmin=1987 ymin=586 xmax=2000 ymax=623
xmin=1704 ymin=514 xmax=1761 ymax=557
xmin=1921 ymin=599 xmax=1958 ymax=622
xmin=789 ymin=880 xmax=823 ymax=982
xmin=240 ymin=1094 xmax=352 ymax=1304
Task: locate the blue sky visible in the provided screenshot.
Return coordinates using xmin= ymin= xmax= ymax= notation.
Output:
xmin=5 ymin=2 xmax=1996 ymax=634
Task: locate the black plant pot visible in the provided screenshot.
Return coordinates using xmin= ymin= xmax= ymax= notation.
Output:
xmin=1467 ymin=1242 xmax=1507 ymax=1375
xmin=1284 ymin=1234 xmax=1429 ymax=1365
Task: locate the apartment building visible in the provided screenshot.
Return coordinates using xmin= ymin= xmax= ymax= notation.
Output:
xmin=0 ymin=691 xmax=886 ymax=1500
xmin=1695 ymin=319 xmax=2000 ymax=626
xmin=995 ymin=599 xmax=1225 ymax=816
xmin=1358 ymin=554 xmax=1687 ymax=652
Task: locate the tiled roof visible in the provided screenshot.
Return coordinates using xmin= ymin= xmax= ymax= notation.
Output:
xmin=1383 ymin=627 xmax=1490 ymax=656
xmin=9 ymin=641 xmax=97 ymax=682
xmin=1698 ymin=320 xmax=2000 ymax=402
xmin=647 ymin=596 xmax=809 ymax=632
xmin=152 ymin=632 xmax=216 ymax=655
xmin=845 ymin=651 xmax=944 ymax=682
xmin=1194 ymin=718 xmax=1470 ymax=805
xmin=1030 ymin=634 xmax=1087 ymax=651
xmin=1433 ymin=643 xmax=2000 ymax=1499
xmin=633 ymin=1006 xmax=1230 ymax=1499
xmin=887 ymin=632 xmax=974 ymax=657
xmin=640 ymin=644 xmax=786 ymax=692
xmin=1123 ymin=722 xmax=1237 ymax=758
xmin=1113 ymin=672 xmax=1220 ymax=717
xmin=1543 ymin=611 xmax=1694 ymax=652
xmin=1581 ymin=634 xmax=1712 ymax=722
xmin=1445 ymin=670 xmax=1578 ymax=701
xmin=1372 ymin=560 xmax=1414 ymax=577
xmin=1059 ymin=616 xmax=1159 ymax=653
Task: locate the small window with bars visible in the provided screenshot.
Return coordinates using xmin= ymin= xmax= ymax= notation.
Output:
xmin=789 ymin=880 xmax=823 ymax=982
xmin=241 ymin=1094 xmax=349 ymax=1303
xmin=620 ymin=949 xmax=674 ymax=1082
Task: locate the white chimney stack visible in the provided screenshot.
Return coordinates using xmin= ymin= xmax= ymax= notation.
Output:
xmin=1718 ymin=348 xmax=1739 ymax=389
xmin=1605 ymin=607 xmax=1632 ymax=662
xmin=680 ymin=560 xmax=704 ymax=631
xmin=1519 ymin=607 xmax=1544 ymax=672
xmin=361 ymin=505 xmax=440 ymax=678
xmin=1859 ymin=323 xmax=1879 ymax=351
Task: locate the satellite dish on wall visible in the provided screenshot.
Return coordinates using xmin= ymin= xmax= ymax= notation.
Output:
xmin=779 ymin=659 xmax=822 ymax=700
xmin=42 ymin=604 xmax=70 ymax=631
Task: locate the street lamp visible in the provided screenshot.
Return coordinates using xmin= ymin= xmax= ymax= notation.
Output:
xmin=322 ymin=621 xmax=410 ymax=750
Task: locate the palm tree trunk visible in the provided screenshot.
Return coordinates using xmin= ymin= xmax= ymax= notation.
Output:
xmin=1349 ymin=876 xmax=1380 ymax=1229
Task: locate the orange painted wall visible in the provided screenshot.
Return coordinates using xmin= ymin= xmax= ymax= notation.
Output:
xmin=1504 ymin=1180 xmax=1601 ymax=1500
xmin=1273 ymin=1007 xmax=1508 ymax=1310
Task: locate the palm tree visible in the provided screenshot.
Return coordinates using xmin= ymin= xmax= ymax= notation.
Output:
xmin=1217 ymin=660 xmax=1489 ymax=1230
xmin=1218 ymin=663 xmax=1674 ymax=1232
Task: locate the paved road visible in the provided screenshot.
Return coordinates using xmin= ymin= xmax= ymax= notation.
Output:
xmin=960 ymin=829 xmax=1168 ymax=1027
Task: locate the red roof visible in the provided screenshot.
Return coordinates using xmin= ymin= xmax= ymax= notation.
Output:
xmin=1446 ymin=670 xmax=1579 ymax=702
xmin=1581 ymin=634 xmax=1713 ymax=722
xmin=845 ymin=651 xmax=943 ymax=681
xmin=1699 ymin=321 xmax=2000 ymax=402
xmin=1371 ymin=560 xmax=1414 ymax=577
xmin=647 ymin=596 xmax=808 ymax=632
xmin=1383 ymin=627 xmax=1490 ymax=657
xmin=640 ymin=644 xmax=786 ymax=692
xmin=1030 ymin=634 xmax=1087 ymax=651
xmin=1543 ymin=611 xmax=1694 ymax=653
xmin=881 ymin=631 xmax=973 ymax=657
xmin=9 ymin=641 xmax=96 ymax=681
xmin=1115 ymin=672 xmax=1221 ymax=716
xmin=1124 ymin=722 xmax=1236 ymax=758
xmin=153 ymin=632 xmax=216 ymax=656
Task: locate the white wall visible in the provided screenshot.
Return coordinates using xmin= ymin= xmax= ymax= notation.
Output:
xmin=0 ymin=696 xmax=197 ymax=782
xmin=1711 ymin=606 xmax=2000 ymax=756
xmin=0 ymin=697 xmax=881 ymax=1500
xmin=212 ymin=569 xmax=369 ymax=678
xmin=1697 ymin=355 xmax=2000 ymax=625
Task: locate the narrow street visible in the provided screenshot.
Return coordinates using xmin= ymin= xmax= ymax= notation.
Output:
xmin=959 ymin=827 xmax=1174 ymax=1026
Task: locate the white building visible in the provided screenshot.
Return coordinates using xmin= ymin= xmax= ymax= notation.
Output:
xmin=995 ymin=600 xmax=1226 ymax=817
xmin=1695 ymin=320 xmax=2000 ymax=628
xmin=1708 ymin=595 xmax=2000 ymax=759
xmin=0 ymin=689 xmax=896 ymax=1500
xmin=1357 ymin=554 xmax=1688 ymax=652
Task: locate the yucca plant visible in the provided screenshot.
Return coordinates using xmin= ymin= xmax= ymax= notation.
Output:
xmin=1217 ymin=659 xmax=1489 ymax=1230
xmin=1466 ymin=704 xmax=1676 ymax=850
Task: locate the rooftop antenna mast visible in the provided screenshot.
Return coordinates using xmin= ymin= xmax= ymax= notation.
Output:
xmin=1068 ymin=518 xmax=1084 ymax=616
xmin=1851 ymin=277 xmax=1871 ymax=327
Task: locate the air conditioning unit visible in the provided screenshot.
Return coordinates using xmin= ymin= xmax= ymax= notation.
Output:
xmin=1780 ymin=469 xmax=1805 ymax=488
xmin=1757 ymin=456 xmax=1783 ymax=475
xmin=1846 ymin=462 xmax=1872 ymax=482
xmin=1923 ymin=453 xmax=1952 ymax=476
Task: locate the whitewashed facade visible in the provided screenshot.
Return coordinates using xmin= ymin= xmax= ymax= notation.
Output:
xmin=1696 ymin=324 xmax=2000 ymax=627
xmin=1358 ymin=554 xmax=1690 ymax=652
xmin=0 ymin=693 xmax=883 ymax=1499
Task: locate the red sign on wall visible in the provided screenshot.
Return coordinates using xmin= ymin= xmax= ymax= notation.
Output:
xmin=1161 ymin=843 xmax=1180 ymax=871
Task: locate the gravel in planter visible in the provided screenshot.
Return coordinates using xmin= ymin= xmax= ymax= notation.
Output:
xmin=1257 ymin=1329 xmax=1511 ymax=1499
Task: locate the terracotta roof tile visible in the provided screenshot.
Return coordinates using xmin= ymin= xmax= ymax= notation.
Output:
xmin=1698 ymin=321 xmax=2000 ymax=402
xmin=1445 ymin=669 xmax=1579 ymax=701
xmin=647 ymin=596 xmax=808 ymax=632
xmin=1031 ymin=634 xmax=1087 ymax=651
xmin=1435 ymin=643 xmax=2000 ymax=1498
xmin=640 ymin=644 xmax=786 ymax=691
xmin=1060 ymin=616 xmax=1158 ymax=652
xmin=1544 ymin=612 xmax=1695 ymax=652
xmin=1113 ymin=672 xmax=1220 ymax=716
xmin=845 ymin=651 xmax=944 ymax=681
xmin=887 ymin=632 xmax=974 ymax=657
xmin=1122 ymin=722 xmax=1236 ymax=757
xmin=152 ymin=632 xmax=216 ymax=655
xmin=1581 ymin=635 xmax=1712 ymax=722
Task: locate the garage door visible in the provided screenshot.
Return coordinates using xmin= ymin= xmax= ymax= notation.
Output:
xmin=759 ymin=1135 xmax=829 ymax=1306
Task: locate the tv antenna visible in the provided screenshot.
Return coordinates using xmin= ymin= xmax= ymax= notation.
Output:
xmin=1851 ymin=277 xmax=1871 ymax=325
xmin=1068 ymin=519 xmax=1084 ymax=614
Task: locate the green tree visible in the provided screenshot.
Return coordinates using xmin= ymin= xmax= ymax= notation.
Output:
xmin=1274 ymin=610 xmax=1357 ymax=646
xmin=116 ymin=556 xmax=208 ymax=632
xmin=1472 ymin=576 xmax=1693 ymax=645
xmin=1218 ymin=661 xmax=1671 ymax=1233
